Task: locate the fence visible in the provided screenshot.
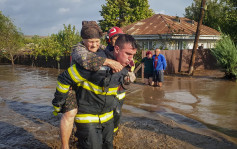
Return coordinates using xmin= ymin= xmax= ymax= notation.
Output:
xmin=0 ymin=55 xmax=70 ymax=70
xmin=0 ymin=49 xmax=218 ymax=74
xmin=137 ymin=49 xmax=218 ymax=77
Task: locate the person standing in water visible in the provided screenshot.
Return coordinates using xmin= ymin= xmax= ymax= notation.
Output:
xmin=141 ymin=51 xmax=153 ymax=85
xmin=152 ymin=48 xmax=167 ymax=87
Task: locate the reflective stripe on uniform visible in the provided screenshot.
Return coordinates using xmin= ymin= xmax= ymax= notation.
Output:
xmin=68 ymin=64 xmax=85 ymax=83
xmin=68 ymin=64 xmax=118 ymax=95
xmin=75 ymin=111 xmax=113 ymax=123
xmin=131 ymin=66 xmax=135 ymax=72
xmin=116 ymin=92 xmax=126 ymax=100
xmin=56 ymin=81 xmax=70 ymax=93
xmin=53 ymin=106 xmax=61 ymax=112
xmin=114 ymin=127 xmax=118 ymax=132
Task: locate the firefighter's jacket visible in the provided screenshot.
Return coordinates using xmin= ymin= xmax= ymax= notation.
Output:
xmin=52 ymin=50 xmax=128 ymax=116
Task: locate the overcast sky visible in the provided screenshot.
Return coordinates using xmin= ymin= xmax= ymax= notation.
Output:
xmin=0 ymin=0 xmax=193 ymax=36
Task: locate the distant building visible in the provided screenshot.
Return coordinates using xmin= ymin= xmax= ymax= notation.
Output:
xmin=122 ymin=14 xmax=220 ymax=50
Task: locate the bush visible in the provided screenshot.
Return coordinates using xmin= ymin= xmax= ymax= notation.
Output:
xmin=27 ymin=24 xmax=81 ymax=62
xmin=211 ymin=33 xmax=237 ymax=80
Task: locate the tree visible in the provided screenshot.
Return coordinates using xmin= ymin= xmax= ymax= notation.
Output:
xmin=0 ymin=11 xmax=24 ymax=65
xmin=29 ymin=24 xmax=81 ymax=61
xmin=189 ymin=0 xmax=206 ymax=75
xmin=220 ymin=0 xmax=237 ymax=44
xmin=30 ymin=36 xmax=62 ymax=61
xmin=228 ymin=0 xmax=237 ymax=7
xmin=99 ymin=0 xmax=154 ymax=31
xmin=54 ymin=24 xmax=81 ymax=55
xmin=185 ymin=0 xmax=237 ymax=43
xmin=128 ymin=0 xmax=154 ymax=22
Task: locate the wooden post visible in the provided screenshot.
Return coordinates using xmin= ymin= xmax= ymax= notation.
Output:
xmin=178 ymin=49 xmax=183 ymax=72
xmin=141 ymin=50 xmax=145 ymax=81
xmin=188 ymin=0 xmax=206 ymax=75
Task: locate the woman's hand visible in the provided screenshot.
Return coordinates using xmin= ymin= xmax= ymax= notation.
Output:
xmin=104 ymin=58 xmax=123 ymax=73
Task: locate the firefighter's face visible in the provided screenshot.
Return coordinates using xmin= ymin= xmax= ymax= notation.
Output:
xmin=83 ymin=38 xmax=100 ymax=52
xmin=114 ymin=43 xmax=137 ymax=67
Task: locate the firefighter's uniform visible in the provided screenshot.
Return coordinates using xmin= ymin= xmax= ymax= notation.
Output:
xmin=113 ymin=63 xmax=135 ymax=133
xmin=52 ymin=50 xmax=128 ymax=149
xmin=113 ymin=85 xmax=126 ymax=133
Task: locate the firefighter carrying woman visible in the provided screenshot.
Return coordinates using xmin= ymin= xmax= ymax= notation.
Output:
xmin=52 ymin=21 xmax=137 ymax=149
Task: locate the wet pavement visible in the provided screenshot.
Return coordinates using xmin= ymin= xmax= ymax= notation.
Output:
xmin=0 ymin=65 xmax=237 ymax=148
xmin=124 ymin=76 xmax=237 ymax=138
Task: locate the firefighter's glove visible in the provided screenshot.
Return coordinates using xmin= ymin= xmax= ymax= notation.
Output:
xmin=128 ymin=72 xmax=136 ymax=83
xmin=115 ymin=106 xmax=121 ymax=114
xmin=124 ymin=72 xmax=136 ymax=84
xmin=53 ymin=106 xmax=61 ymax=116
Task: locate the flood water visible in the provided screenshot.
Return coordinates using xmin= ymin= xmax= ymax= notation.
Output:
xmin=124 ymin=76 xmax=237 ymax=139
xmin=0 ymin=65 xmax=237 ymax=147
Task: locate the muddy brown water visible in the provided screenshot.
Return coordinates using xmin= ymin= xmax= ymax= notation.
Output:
xmin=0 ymin=65 xmax=237 ymax=148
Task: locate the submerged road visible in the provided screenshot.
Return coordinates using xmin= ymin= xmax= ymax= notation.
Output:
xmin=0 ymin=65 xmax=237 ymax=148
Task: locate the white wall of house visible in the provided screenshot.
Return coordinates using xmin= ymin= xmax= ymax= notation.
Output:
xmin=135 ymin=37 xmax=219 ymax=50
xmin=137 ymin=39 xmax=193 ymax=50
xmin=185 ymin=40 xmax=217 ymax=49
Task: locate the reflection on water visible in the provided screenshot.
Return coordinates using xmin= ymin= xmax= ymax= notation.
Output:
xmin=0 ymin=65 xmax=62 ymax=105
xmin=125 ymin=76 xmax=237 ymax=138
xmin=0 ymin=65 xmax=237 ymax=138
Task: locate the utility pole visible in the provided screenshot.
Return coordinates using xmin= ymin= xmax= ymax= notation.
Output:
xmin=188 ymin=0 xmax=206 ymax=75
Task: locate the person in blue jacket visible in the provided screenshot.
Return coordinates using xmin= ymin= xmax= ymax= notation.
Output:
xmin=152 ymin=48 xmax=167 ymax=87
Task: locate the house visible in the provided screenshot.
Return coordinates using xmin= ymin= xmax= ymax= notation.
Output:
xmin=122 ymin=14 xmax=220 ymax=50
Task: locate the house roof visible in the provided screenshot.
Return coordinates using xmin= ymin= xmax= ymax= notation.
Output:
xmin=122 ymin=14 xmax=220 ymax=36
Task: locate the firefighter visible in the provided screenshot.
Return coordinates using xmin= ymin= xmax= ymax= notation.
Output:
xmin=106 ymin=26 xmax=124 ymax=51
xmin=59 ymin=21 xmax=124 ymax=149
xmin=106 ymin=27 xmax=126 ymax=133
xmin=52 ymin=34 xmax=138 ymax=149
xmin=105 ymin=27 xmax=136 ymax=134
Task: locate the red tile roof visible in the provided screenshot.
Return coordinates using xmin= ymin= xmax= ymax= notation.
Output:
xmin=122 ymin=14 xmax=220 ymax=36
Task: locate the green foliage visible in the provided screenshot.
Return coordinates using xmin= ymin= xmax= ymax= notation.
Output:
xmin=99 ymin=0 xmax=154 ymax=31
xmin=185 ymin=0 xmax=237 ymax=43
xmin=53 ymin=24 xmax=81 ymax=55
xmin=30 ymin=36 xmax=62 ymax=61
xmin=28 ymin=24 xmax=81 ymax=61
xmin=128 ymin=0 xmax=154 ymax=22
xmin=1 ymin=11 xmax=81 ymax=63
xmin=0 ymin=11 xmax=24 ymax=65
xmin=210 ymin=33 xmax=237 ymax=79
